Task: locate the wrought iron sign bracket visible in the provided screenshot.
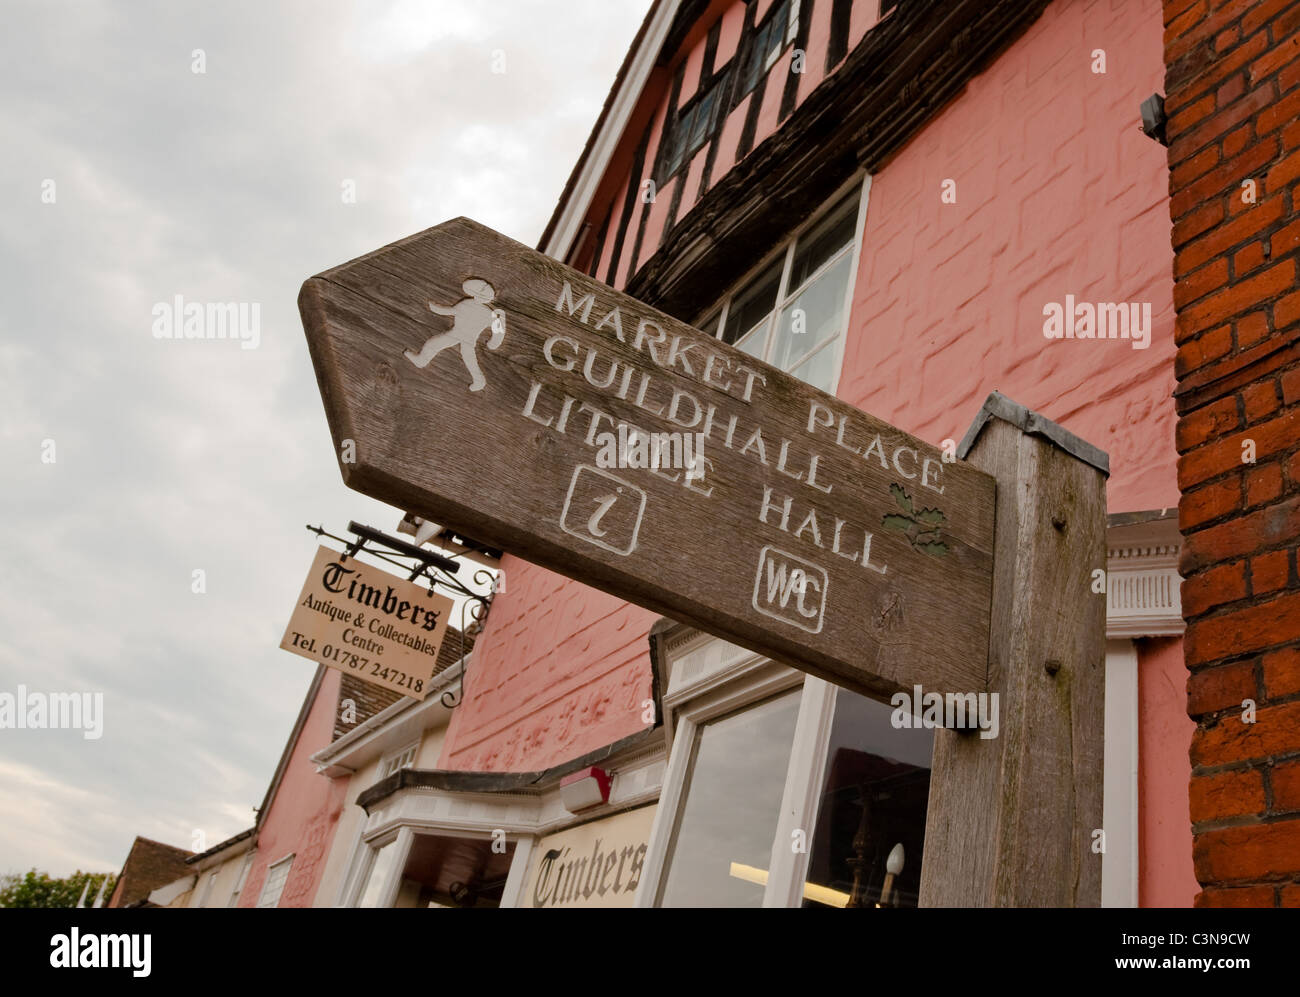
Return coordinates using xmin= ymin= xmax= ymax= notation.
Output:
xmin=304 ymin=521 xmax=495 ymax=708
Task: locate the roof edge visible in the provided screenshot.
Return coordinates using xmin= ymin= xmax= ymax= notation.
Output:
xmin=537 ymin=0 xmax=679 ymax=258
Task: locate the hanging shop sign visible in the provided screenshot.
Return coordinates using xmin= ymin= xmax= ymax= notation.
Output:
xmin=280 ymin=545 xmax=454 ymax=700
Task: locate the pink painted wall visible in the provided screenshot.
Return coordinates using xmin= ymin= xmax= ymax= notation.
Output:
xmin=796 ymin=0 xmax=835 ymax=105
xmin=439 ymin=557 xmax=656 ymax=772
xmin=596 ymin=175 xmax=630 ymax=281
xmin=847 ymin=0 xmax=880 ymax=53
xmin=844 ymin=0 xmax=1177 ymax=513
xmin=238 ymin=668 xmax=349 ymax=908
xmin=1139 ymin=637 xmax=1199 ymax=907
xmin=716 ymin=0 xmax=745 ymax=66
xmin=679 ymin=35 xmax=706 ymax=109
xmin=617 ymin=93 xmax=671 ymax=288
xmin=843 ymin=0 xmax=1189 ymax=903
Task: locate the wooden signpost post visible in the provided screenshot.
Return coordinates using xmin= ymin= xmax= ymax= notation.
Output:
xmin=298 ymin=216 xmax=1108 ymax=906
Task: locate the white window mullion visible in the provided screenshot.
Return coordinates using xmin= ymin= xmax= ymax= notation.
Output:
xmin=716 ymin=298 xmax=731 ymax=344
xmin=635 ymin=717 xmax=700 ymax=907
xmin=827 ymin=172 xmax=871 ymax=396
xmin=781 ymin=248 xmax=850 ymax=307
xmin=377 ymin=827 xmax=414 ymax=909
xmin=1102 ymin=639 xmax=1139 ymax=907
xmin=763 ymin=677 xmax=838 ymax=907
xmin=498 ymin=833 xmax=536 ymax=908
xmin=765 ymin=242 xmax=798 ymax=365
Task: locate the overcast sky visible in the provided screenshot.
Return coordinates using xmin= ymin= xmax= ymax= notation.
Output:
xmin=0 ymin=0 xmax=650 ymax=878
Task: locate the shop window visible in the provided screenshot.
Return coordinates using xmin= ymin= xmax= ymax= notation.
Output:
xmin=801 ymin=692 xmax=933 ymax=907
xmin=647 ymin=634 xmax=1144 ymax=906
xmin=642 ymin=646 xmax=934 ymax=908
xmin=698 ymin=181 xmax=865 ymax=393
xmin=255 ymin=854 xmax=294 ymax=908
xmin=657 ymin=688 xmax=803 ymax=906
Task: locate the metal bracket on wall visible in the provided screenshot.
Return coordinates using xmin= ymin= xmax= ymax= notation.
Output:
xmin=1139 ymin=93 xmax=1168 ymax=146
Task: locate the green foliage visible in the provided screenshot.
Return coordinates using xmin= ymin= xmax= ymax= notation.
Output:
xmin=882 ymin=485 xmax=949 ymax=557
xmin=888 ymin=483 xmax=912 ymax=515
xmin=0 ymin=869 xmax=116 ymax=908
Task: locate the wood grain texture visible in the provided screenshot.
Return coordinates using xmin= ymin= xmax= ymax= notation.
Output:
xmin=919 ymin=415 xmax=1107 ymax=907
xmin=298 ymin=216 xmax=995 ymax=701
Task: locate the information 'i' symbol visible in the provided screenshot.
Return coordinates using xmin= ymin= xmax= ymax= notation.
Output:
xmin=587 ymin=487 xmax=624 ymax=537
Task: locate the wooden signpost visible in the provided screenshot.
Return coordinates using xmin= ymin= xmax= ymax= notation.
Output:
xmin=300 ymin=217 xmax=995 ymax=702
xmin=298 ymin=216 xmax=1110 ymax=906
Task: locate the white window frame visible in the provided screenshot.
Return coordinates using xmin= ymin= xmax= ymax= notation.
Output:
xmin=193 ymin=870 xmax=217 ymax=908
xmin=380 ymin=738 xmax=420 ymax=778
xmin=345 ymin=829 xmax=408 ymax=908
xmin=695 ymin=173 xmax=870 ymax=397
xmin=344 ymin=824 xmax=532 ymax=909
xmin=636 ymin=660 xmax=839 ymax=907
xmin=255 ymin=853 xmax=295 ymax=909
xmin=226 ymin=850 xmax=254 ymax=908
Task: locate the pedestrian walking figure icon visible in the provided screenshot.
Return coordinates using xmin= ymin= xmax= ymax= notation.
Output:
xmin=404 ymin=277 xmax=505 ymax=392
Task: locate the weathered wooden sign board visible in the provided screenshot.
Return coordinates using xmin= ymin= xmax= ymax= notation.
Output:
xmin=298 ymin=217 xmax=995 ymax=700
xmin=281 ymin=544 xmax=454 ymax=700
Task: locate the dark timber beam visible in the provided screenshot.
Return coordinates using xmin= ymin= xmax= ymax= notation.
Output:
xmin=627 ymin=0 xmax=1051 ymax=321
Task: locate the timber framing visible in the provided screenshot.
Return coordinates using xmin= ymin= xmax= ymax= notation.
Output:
xmin=658 ymin=0 xmax=714 ymax=72
xmin=626 ymin=0 xmax=1052 ymax=320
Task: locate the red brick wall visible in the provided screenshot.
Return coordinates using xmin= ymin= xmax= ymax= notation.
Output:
xmin=1165 ymin=0 xmax=1300 ymax=908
